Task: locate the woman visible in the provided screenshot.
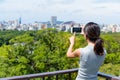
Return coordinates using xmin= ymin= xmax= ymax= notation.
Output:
xmin=66 ymin=22 xmax=106 ymax=80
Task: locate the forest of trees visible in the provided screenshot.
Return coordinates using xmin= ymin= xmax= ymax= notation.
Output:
xmin=0 ymin=29 xmax=120 ymax=79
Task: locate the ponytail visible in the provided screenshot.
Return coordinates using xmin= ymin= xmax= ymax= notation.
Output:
xmin=94 ymin=38 xmax=104 ymax=56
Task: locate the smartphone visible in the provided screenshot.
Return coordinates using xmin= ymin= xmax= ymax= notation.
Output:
xmin=71 ymin=27 xmax=82 ymax=33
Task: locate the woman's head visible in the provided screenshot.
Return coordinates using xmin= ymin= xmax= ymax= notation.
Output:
xmin=83 ymin=22 xmax=100 ymax=41
xmin=84 ymin=22 xmax=104 ymax=56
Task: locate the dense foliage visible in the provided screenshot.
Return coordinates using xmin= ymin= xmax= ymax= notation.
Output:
xmin=0 ymin=29 xmax=120 ymax=79
xmin=102 ymin=33 xmax=120 ymax=64
xmin=0 ymin=30 xmax=25 ymax=46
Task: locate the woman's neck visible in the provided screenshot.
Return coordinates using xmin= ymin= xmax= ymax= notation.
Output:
xmin=87 ymin=40 xmax=95 ymax=46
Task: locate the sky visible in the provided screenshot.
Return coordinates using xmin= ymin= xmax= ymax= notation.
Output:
xmin=0 ymin=0 xmax=120 ymax=24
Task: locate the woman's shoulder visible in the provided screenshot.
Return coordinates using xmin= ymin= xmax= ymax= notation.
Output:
xmin=79 ymin=45 xmax=91 ymax=51
xmin=80 ymin=45 xmax=93 ymax=50
xmin=79 ymin=45 xmax=92 ymax=54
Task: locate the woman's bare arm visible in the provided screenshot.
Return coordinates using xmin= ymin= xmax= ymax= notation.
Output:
xmin=66 ymin=33 xmax=80 ymax=58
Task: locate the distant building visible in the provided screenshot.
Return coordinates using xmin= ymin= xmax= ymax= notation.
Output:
xmin=21 ymin=24 xmax=29 ymax=31
xmin=101 ymin=24 xmax=120 ymax=33
xmin=14 ymin=19 xmax=19 ymax=26
xmin=112 ymin=25 xmax=117 ymax=33
xmin=38 ymin=21 xmax=51 ymax=29
xmin=19 ymin=17 xmax=21 ymax=25
xmin=60 ymin=21 xmax=74 ymax=32
xmin=116 ymin=25 xmax=120 ymax=32
xmin=60 ymin=21 xmax=80 ymax=32
xmin=2 ymin=16 xmax=120 ymax=33
xmin=41 ymin=24 xmax=47 ymax=29
xmin=51 ymin=16 xmax=57 ymax=27
xmin=0 ymin=23 xmax=4 ymax=30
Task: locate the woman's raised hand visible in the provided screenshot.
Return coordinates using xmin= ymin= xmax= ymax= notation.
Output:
xmin=69 ymin=32 xmax=76 ymax=45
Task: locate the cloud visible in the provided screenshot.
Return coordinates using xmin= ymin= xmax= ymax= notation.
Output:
xmin=0 ymin=0 xmax=120 ymax=24
xmin=1 ymin=0 xmax=119 ymax=14
xmin=94 ymin=0 xmax=120 ymax=3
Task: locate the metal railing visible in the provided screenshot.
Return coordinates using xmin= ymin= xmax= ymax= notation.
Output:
xmin=0 ymin=68 xmax=119 ymax=80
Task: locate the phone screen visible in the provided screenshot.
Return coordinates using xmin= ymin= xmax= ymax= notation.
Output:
xmin=73 ymin=27 xmax=82 ymax=33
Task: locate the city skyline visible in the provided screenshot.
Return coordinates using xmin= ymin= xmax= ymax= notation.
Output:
xmin=0 ymin=0 xmax=120 ymax=24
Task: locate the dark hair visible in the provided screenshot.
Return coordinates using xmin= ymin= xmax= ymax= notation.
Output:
xmin=84 ymin=22 xmax=104 ymax=56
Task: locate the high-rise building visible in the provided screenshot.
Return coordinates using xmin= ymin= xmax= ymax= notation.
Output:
xmin=19 ymin=17 xmax=21 ymax=24
xmin=51 ymin=16 xmax=57 ymax=27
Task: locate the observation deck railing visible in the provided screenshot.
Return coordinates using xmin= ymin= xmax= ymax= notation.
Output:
xmin=1 ymin=68 xmax=119 ymax=80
